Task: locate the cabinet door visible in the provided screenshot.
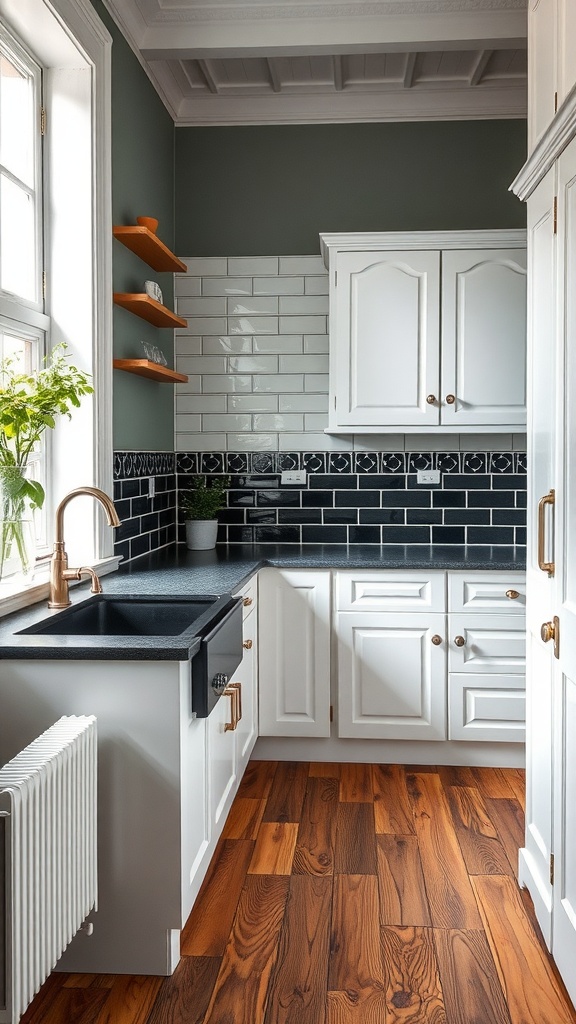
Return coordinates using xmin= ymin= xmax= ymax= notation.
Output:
xmin=179 ymin=665 xmax=209 ymax=921
xmin=528 ymin=0 xmax=558 ymax=150
xmin=558 ymin=0 xmax=576 ymax=111
xmin=448 ymin=673 xmax=525 ymax=743
xmin=331 ymin=250 xmax=440 ymax=427
xmin=448 ymin=614 xmax=526 ymax=675
xmin=258 ymin=568 xmax=331 ymax=737
xmin=441 ymin=249 xmax=527 ymax=428
xmin=337 ymin=612 xmax=446 ymax=740
xmin=206 ymin=687 xmax=237 ymax=836
xmin=233 ymin=606 xmax=258 ymax=779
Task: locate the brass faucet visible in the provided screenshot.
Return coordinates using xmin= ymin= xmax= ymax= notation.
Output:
xmin=48 ymin=486 xmax=121 ymax=608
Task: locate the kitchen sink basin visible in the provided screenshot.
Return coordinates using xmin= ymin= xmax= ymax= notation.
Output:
xmin=19 ymin=594 xmax=224 ymax=637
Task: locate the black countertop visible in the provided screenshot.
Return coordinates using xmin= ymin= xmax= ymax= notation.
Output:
xmin=0 ymin=543 xmax=526 ymax=660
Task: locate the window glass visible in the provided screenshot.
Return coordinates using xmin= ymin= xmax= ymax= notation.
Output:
xmin=1 ymin=173 xmax=36 ymax=301
xmin=0 ymin=47 xmax=35 ymax=186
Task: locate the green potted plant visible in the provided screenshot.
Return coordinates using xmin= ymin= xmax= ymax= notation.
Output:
xmin=0 ymin=343 xmax=93 ymax=580
xmin=180 ymin=475 xmax=230 ymax=550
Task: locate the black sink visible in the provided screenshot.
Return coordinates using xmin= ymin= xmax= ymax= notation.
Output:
xmin=19 ymin=594 xmax=222 ymax=637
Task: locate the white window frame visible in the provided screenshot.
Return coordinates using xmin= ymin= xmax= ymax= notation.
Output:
xmin=0 ymin=0 xmax=114 ymax=613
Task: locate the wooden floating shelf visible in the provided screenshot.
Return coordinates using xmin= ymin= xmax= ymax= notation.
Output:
xmin=113 ymin=226 xmax=187 ymax=273
xmin=113 ymin=292 xmax=187 ymax=328
xmin=113 ymin=359 xmax=188 ymax=384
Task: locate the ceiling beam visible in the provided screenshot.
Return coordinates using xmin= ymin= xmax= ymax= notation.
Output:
xmin=197 ymin=58 xmax=219 ymax=93
xmin=469 ymin=48 xmax=494 ymax=86
xmin=333 ymin=54 xmax=344 ymax=91
xmin=403 ymin=52 xmax=417 ymax=88
xmin=266 ymin=57 xmax=282 ymax=92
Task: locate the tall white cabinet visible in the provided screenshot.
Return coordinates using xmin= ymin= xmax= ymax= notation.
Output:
xmin=320 ymin=231 xmax=527 ymax=433
xmin=512 ymin=12 xmax=576 ymax=1002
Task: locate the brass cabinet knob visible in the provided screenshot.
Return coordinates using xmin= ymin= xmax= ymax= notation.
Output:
xmin=431 ymin=634 xmax=443 ymax=645
xmin=506 ymin=589 xmax=520 ymax=600
xmin=243 ymin=597 xmax=253 ymax=607
xmin=426 ymin=394 xmax=436 ymax=405
xmin=541 ymin=620 xmax=556 ymax=644
xmin=445 ymin=394 xmax=456 ymax=405
xmin=243 ymin=639 xmax=253 ymax=650
xmin=454 ymin=635 xmax=466 ymax=647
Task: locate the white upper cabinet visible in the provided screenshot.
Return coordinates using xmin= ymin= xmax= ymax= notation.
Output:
xmin=529 ymin=0 xmax=576 ymax=151
xmin=321 ymin=231 xmax=527 ymax=434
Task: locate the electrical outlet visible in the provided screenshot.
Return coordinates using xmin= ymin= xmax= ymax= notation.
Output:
xmin=281 ymin=469 xmax=307 ymax=485
xmin=416 ymin=469 xmax=440 ymax=485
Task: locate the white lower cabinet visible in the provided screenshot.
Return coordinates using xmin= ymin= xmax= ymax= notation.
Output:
xmin=258 ymin=568 xmax=331 ymax=737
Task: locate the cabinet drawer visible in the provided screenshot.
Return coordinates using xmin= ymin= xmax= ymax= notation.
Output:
xmin=336 ymin=570 xmax=445 ymax=612
xmin=234 ymin=575 xmax=257 ymax=618
xmin=449 ymin=615 xmax=526 ymax=674
xmin=448 ymin=572 xmax=526 ymax=613
xmin=449 ymin=673 xmax=525 ymax=742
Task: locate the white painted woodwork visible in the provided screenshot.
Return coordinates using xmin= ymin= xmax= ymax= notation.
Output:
xmin=234 ymin=600 xmax=258 ymax=778
xmin=180 ymin=678 xmax=210 ymax=924
xmin=336 ymin=570 xmax=445 ymax=612
xmin=528 ymin=0 xmax=558 ymax=150
xmin=448 ymin=614 xmax=526 ymax=675
xmin=551 ymin=135 xmax=576 ymax=1005
xmin=332 ymin=249 xmax=440 ymax=428
xmin=258 ymin=568 xmax=331 ymax=737
xmin=440 ymin=249 xmax=527 ymax=427
xmin=206 ymin=683 xmax=238 ymax=833
xmin=518 ymin=169 xmax=557 ymax=945
xmin=322 ymin=231 xmax=527 ymax=433
xmin=337 ymin=612 xmax=447 ymax=740
xmin=449 ymin=570 xmax=526 ymax=613
xmin=448 ymin=673 xmax=526 ymax=742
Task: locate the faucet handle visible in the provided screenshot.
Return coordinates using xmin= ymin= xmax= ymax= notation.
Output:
xmin=77 ymin=567 xmax=103 ymax=594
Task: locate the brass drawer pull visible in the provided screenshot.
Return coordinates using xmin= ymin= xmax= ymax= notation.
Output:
xmin=243 ymin=639 xmax=253 ymax=650
xmin=538 ymin=489 xmax=555 ymax=577
xmin=230 ymin=681 xmax=242 ymax=722
xmin=243 ymin=596 xmax=253 ymax=607
xmin=445 ymin=394 xmax=456 ymax=405
xmin=224 ymin=685 xmax=239 ymax=731
xmin=454 ymin=635 xmax=466 ymax=647
xmin=431 ymin=634 xmax=443 ymax=645
xmin=506 ymin=589 xmax=520 ymax=600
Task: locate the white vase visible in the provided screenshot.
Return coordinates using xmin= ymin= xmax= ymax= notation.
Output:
xmin=185 ymin=519 xmax=219 ymax=551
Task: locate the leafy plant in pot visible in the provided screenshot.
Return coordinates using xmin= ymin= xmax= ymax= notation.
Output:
xmin=181 ymin=475 xmax=230 ymax=550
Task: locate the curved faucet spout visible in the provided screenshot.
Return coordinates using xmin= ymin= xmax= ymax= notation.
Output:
xmin=49 ymin=486 xmax=121 ymax=608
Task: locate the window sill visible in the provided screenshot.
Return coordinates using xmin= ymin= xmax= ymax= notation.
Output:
xmin=0 ymin=556 xmax=122 ymax=619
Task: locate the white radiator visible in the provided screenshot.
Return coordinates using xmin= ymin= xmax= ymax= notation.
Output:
xmin=0 ymin=715 xmax=97 ymax=1024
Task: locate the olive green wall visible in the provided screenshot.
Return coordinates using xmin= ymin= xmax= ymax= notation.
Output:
xmin=175 ymin=120 xmax=526 ymax=256
xmin=92 ymin=1 xmax=176 ymax=452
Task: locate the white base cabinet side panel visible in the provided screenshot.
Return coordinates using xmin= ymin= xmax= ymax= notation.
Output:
xmin=551 ymin=671 xmax=576 ymax=1007
xmin=448 ymin=673 xmax=526 ymax=743
xmin=0 ymin=659 xmax=185 ymax=977
xmin=252 ymin=735 xmax=525 ymax=768
xmin=440 ymin=248 xmax=527 ymax=428
xmin=448 ymin=614 xmax=526 ymax=675
xmin=179 ymin=662 xmax=209 ymax=925
xmin=258 ymin=568 xmax=331 ymax=737
xmin=207 ymin=687 xmax=238 ymax=835
xmin=337 ymin=612 xmax=447 ymax=740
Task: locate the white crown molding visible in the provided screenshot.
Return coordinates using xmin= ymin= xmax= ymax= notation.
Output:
xmin=319 ymin=229 xmax=527 ymax=266
xmin=140 ymin=0 xmax=527 ymax=23
xmin=511 ymin=84 xmax=576 ymax=201
xmin=98 ymin=0 xmax=179 ymax=118
xmin=172 ymin=81 xmax=526 ymax=125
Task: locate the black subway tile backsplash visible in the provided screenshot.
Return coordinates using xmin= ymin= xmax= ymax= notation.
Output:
xmin=114 ymin=449 xmax=527 ymax=558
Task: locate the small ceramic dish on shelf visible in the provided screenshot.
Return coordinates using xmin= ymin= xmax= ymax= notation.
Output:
xmin=137 ymin=216 xmax=159 ymax=233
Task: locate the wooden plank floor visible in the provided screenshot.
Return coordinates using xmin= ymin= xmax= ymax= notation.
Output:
xmin=24 ymin=762 xmax=576 ymax=1024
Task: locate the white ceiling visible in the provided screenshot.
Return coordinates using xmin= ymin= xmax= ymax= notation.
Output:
xmin=103 ymin=0 xmax=527 ymax=125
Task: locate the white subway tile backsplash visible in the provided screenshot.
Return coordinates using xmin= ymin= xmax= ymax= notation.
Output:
xmin=253 ymin=413 xmax=304 ymax=431
xmin=228 ymin=316 xmax=279 ymax=335
xmin=175 ymin=375 xmax=201 ymax=394
xmin=279 ymin=354 xmax=329 ymax=373
xmin=202 ymin=277 xmax=252 ymax=296
xmin=304 ymin=413 xmax=329 ymax=431
xmin=202 ymin=375 xmax=252 ymax=393
xmin=175 ymin=414 xmax=203 ymax=433
xmin=279 ymin=394 xmax=329 ymax=412
xmin=279 ymin=432 xmax=352 ymax=451
xmin=203 ymin=413 xmax=252 ymax=432
xmin=304 ymin=334 xmax=329 ymax=353
xmin=176 ymin=355 xmax=227 ymax=374
xmin=183 ymin=317 xmax=227 ymax=336
xmin=353 ymin=434 xmax=404 ymax=451
xmin=253 ymin=374 xmax=304 ymax=393
xmin=176 ymin=395 xmax=227 ymax=413
xmin=202 ymin=335 xmax=253 ymax=354
xmin=279 ymin=315 xmax=327 ymax=335
xmin=254 ymin=276 xmax=305 ymax=295
xmin=279 ymin=295 xmax=329 ymax=315
xmin=305 ymin=276 xmax=329 ymax=295
xmin=229 ymin=355 xmax=279 ymax=373
xmin=279 ymin=256 xmax=326 ymax=275
xmin=176 ymin=432 xmax=226 ymax=451
xmin=228 ymin=257 xmax=279 ymax=275
xmin=229 ymin=394 xmax=278 ymax=412
xmin=513 ymin=433 xmax=528 ymax=450
xmin=227 ymin=432 xmax=278 ymax=450
xmin=411 ymin=433 xmax=461 ymax=451
xmin=304 ymin=374 xmax=329 ymax=392
xmin=175 ymin=335 xmax=202 ymax=355
xmin=180 ymin=257 xmax=227 ymax=276
xmin=174 ymin=277 xmax=202 ymax=297
xmin=177 ymin=296 xmax=227 ymax=317
xmin=227 ymin=296 xmax=279 ymax=316
xmin=459 ymin=434 xmax=513 ymax=450
xmin=253 ymin=335 xmax=303 ymax=354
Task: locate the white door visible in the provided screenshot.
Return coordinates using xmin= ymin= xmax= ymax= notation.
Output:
xmin=337 ymin=611 xmax=446 ymax=740
xmin=520 ymin=168 xmax=558 ymax=943
xmin=549 ymin=135 xmax=576 ymax=1006
xmin=441 ymin=248 xmax=527 ymax=428
xmin=332 ymin=250 xmax=440 ymax=427
xmin=258 ymin=568 xmax=331 ymax=737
